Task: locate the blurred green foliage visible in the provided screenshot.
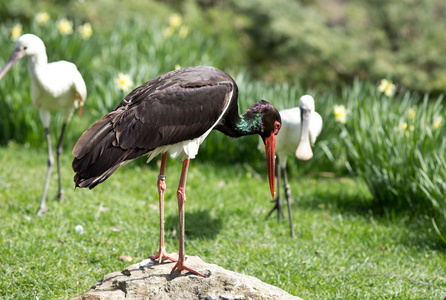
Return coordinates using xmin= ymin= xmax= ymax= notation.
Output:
xmin=230 ymin=0 xmax=446 ymax=94
xmin=4 ymin=0 xmax=446 ymax=94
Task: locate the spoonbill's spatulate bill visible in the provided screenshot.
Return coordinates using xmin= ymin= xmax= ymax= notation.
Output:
xmin=0 ymin=34 xmax=87 ymax=215
xmin=72 ymin=66 xmax=281 ymax=277
xmin=265 ymin=95 xmax=322 ymax=238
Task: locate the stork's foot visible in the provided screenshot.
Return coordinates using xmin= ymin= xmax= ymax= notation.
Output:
xmin=149 ymin=249 xmax=178 ymax=263
xmin=170 ymin=259 xmax=207 ymax=278
xmin=36 ymin=206 xmax=48 ymax=216
xmin=266 ymin=197 xmax=284 ymax=221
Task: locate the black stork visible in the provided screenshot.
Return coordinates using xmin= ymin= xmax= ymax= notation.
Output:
xmin=72 ymin=66 xmax=281 ymax=277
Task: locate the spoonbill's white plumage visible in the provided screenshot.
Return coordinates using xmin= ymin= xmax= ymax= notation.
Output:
xmin=264 ymin=95 xmax=322 ymax=237
xmin=0 ymin=34 xmax=87 ymax=215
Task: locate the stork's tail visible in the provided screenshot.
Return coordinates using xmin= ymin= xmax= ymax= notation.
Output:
xmin=72 ymin=116 xmax=145 ymax=189
xmin=73 ymin=162 xmax=122 ymax=189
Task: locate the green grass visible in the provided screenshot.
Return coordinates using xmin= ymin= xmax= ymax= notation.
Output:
xmin=1 ymin=145 xmax=445 ymax=299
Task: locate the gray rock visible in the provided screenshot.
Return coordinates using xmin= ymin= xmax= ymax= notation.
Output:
xmin=71 ymin=256 xmax=303 ymax=300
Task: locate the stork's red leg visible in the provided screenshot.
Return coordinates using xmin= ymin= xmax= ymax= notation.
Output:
xmin=150 ymin=152 xmax=178 ymax=263
xmin=171 ymin=158 xmax=206 ymax=277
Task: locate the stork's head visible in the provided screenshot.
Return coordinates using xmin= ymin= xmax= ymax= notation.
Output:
xmin=253 ymin=100 xmax=281 ymax=199
xmin=0 ymin=34 xmax=46 ymax=80
xmin=295 ymin=95 xmax=316 ymax=161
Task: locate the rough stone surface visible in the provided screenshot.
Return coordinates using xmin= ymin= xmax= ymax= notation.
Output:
xmin=71 ymin=256 xmax=303 ymax=300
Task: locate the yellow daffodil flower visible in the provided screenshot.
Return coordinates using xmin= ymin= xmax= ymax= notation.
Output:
xmin=407 ymin=108 xmax=416 ymax=120
xmin=169 ymin=13 xmax=182 ymax=29
xmin=395 ymin=121 xmax=412 ymax=137
xmin=115 ymin=73 xmax=134 ymax=91
xmin=36 ymin=12 xmax=50 ymax=25
xmin=11 ymin=24 xmax=22 ymax=41
xmin=401 ymin=122 xmax=408 ymax=130
xmin=164 ymin=26 xmax=175 ymax=38
xmin=378 ymin=79 xmax=396 ymax=97
xmin=334 ymin=105 xmax=349 ymax=124
xmin=78 ymin=23 xmax=93 ymax=40
xmin=434 ymin=116 xmax=442 ymax=129
xmin=57 ymin=18 xmax=73 ymax=35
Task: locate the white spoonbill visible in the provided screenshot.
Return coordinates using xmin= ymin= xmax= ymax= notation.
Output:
xmin=0 ymin=34 xmax=87 ymax=215
xmin=264 ymin=95 xmax=322 ymax=237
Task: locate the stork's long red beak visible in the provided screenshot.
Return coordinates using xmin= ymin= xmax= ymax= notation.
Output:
xmin=0 ymin=48 xmax=25 ymax=80
xmin=264 ymin=132 xmax=276 ymax=199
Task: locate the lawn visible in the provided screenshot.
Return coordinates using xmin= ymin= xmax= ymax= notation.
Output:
xmin=1 ymin=145 xmax=445 ymax=299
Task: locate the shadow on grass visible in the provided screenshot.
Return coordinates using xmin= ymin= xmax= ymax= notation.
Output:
xmin=165 ymin=209 xmax=223 ymax=240
xmin=293 ymin=177 xmax=446 ymax=251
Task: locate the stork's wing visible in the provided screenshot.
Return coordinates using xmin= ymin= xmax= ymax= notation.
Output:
xmin=72 ymin=80 xmax=233 ymax=188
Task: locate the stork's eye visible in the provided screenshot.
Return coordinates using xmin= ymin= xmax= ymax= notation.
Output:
xmin=274 ymin=120 xmax=281 ymax=134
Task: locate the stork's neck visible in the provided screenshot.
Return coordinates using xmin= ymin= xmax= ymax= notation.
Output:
xmin=234 ymin=112 xmax=262 ymax=136
xmin=217 ymin=104 xmax=263 ymax=137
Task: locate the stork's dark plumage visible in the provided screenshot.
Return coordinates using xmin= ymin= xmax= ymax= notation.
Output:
xmin=72 ymin=66 xmax=281 ymax=277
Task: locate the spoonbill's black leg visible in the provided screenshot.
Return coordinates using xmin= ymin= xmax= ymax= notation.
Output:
xmin=282 ymin=165 xmax=295 ymax=238
xmin=266 ymin=156 xmax=284 ymax=221
xmin=55 ymin=122 xmax=67 ymax=201
xmin=37 ymin=127 xmax=53 ymax=216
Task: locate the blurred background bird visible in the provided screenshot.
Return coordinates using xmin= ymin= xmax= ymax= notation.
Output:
xmin=0 ymin=33 xmax=87 ymax=215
